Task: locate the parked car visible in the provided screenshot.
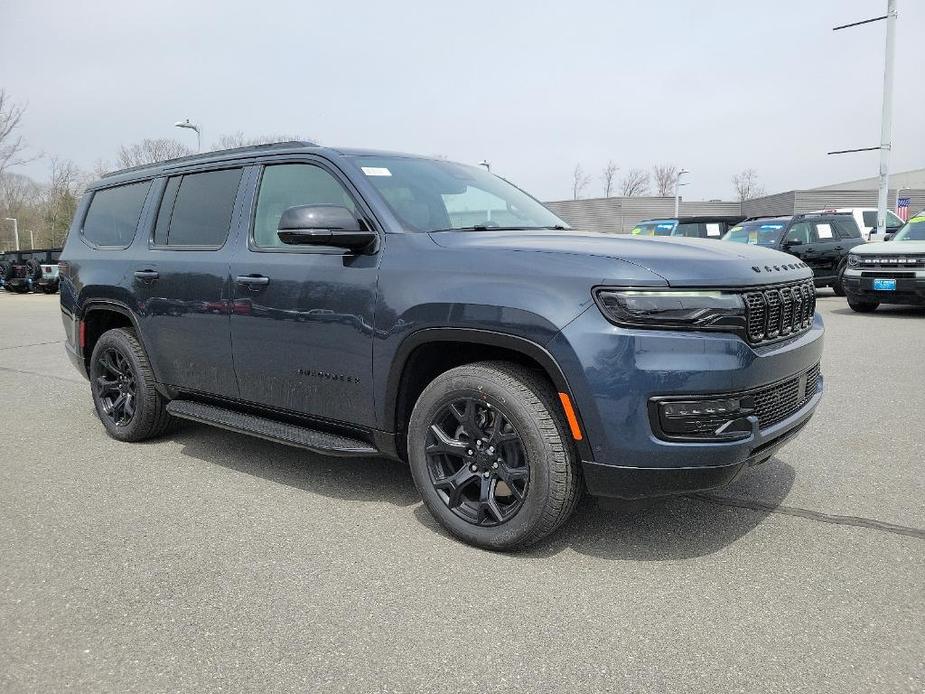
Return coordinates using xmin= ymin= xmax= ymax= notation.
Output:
xmin=60 ymin=143 xmax=825 ymax=550
xmin=809 ymin=207 xmax=905 ymax=242
xmin=721 ymin=212 xmax=865 ymax=295
xmin=37 ymin=263 xmax=60 ymax=294
xmin=3 ymin=258 xmax=41 ymax=293
xmin=842 ymin=211 xmax=925 ymax=312
xmin=632 ymin=216 xmax=744 ymax=240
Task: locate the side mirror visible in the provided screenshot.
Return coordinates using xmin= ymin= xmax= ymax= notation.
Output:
xmin=277 ymin=205 xmax=377 ymax=251
xmin=783 ymin=239 xmax=803 ymax=248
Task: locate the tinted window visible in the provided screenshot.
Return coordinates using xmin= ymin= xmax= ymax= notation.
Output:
xmin=155 ymin=169 xmax=242 ymax=247
xmin=673 ymin=223 xmax=703 ymax=238
xmin=785 ymin=222 xmax=817 ymax=244
xmin=862 ymin=211 xmax=877 ymax=228
xmin=82 ymin=181 xmax=151 ymax=248
xmin=834 ymin=218 xmax=861 ymax=239
xmin=253 ymin=164 xmax=356 ymax=248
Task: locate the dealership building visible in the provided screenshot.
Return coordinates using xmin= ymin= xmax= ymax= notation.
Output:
xmin=544 ymin=168 xmax=925 ymax=234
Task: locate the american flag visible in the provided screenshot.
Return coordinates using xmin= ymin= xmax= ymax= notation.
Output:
xmin=897 ymin=197 xmax=911 ymax=222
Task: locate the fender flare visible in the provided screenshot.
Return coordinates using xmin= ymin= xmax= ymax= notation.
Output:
xmin=384 ymin=327 xmax=591 ymax=459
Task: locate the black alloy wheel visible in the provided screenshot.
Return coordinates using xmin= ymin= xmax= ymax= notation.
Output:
xmin=425 ymin=396 xmax=529 ymax=526
xmin=95 ymin=347 xmax=137 ymax=427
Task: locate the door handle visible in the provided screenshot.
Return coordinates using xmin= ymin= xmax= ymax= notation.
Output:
xmin=134 ymin=270 xmax=159 ymax=280
xmin=834 ymin=246 xmax=844 ymax=251
xmin=236 ymin=274 xmax=270 ymax=288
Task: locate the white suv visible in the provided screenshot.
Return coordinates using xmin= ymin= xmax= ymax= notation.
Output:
xmin=810 ymin=208 xmax=905 ymax=242
xmin=842 ymin=211 xmax=925 ymax=312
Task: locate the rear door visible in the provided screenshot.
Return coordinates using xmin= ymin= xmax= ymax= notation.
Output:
xmin=809 ymin=219 xmax=845 ymax=280
xmin=227 ymin=159 xmax=380 ymax=427
xmin=132 ymin=167 xmax=246 ymax=398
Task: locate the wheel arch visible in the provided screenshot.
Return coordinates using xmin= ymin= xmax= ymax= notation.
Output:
xmin=385 ymin=328 xmax=591 ymax=461
xmin=80 ymin=300 xmax=145 ymax=373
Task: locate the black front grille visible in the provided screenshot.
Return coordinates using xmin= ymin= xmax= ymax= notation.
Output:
xmin=753 ymin=363 xmax=820 ymax=429
xmin=743 ymin=280 xmax=815 ymax=345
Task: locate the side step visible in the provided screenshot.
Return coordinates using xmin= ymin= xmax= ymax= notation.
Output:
xmin=166 ymin=400 xmax=379 ymax=457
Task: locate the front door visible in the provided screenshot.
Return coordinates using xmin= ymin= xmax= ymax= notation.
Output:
xmin=133 ymin=168 xmax=246 ymax=398
xmin=228 ymin=161 xmax=380 ymax=428
xmin=782 ymin=221 xmax=827 ymax=280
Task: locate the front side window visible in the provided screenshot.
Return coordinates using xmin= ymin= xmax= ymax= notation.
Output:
xmin=82 ymin=181 xmax=151 ymax=248
xmin=154 ymin=168 xmax=243 ymax=247
xmin=353 ymin=156 xmax=568 ymax=233
xmin=785 ymin=222 xmax=817 ymax=244
xmin=253 ymin=164 xmax=357 ymax=248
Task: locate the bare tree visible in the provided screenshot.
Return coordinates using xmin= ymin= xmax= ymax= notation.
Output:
xmin=43 ymin=158 xmax=85 ymax=247
xmin=652 ymin=164 xmax=679 ymax=197
xmin=116 ymin=138 xmax=193 ymax=168
xmin=732 ymin=168 xmax=766 ymax=202
xmin=619 ymin=168 xmax=650 ymax=196
xmin=600 ymin=160 xmax=619 ymax=197
xmin=571 ymin=163 xmax=591 ymax=200
xmin=0 ymin=90 xmax=35 ymax=177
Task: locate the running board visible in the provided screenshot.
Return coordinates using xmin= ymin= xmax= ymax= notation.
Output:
xmin=166 ymin=400 xmax=378 ymax=457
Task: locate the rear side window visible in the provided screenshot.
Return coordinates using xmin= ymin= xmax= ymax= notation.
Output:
xmin=154 ymin=168 xmax=243 ymax=247
xmin=673 ymin=223 xmax=703 ymax=238
xmin=834 ymin=218 xmax=861 ymax=239
xmin=82 ymin=181 xmax=151 ymax=248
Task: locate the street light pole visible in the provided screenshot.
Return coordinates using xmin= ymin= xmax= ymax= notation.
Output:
xmin=27 ymin=230 xmax=34 ymax=249
xmin=829 ymin=1 xmax=898 ymax=239
xmin=4 ymin=217 xmax=19 ymax=251
xmin=674 ymin=169 xmax=689 ymax=217
xmin=174 ymin=118 xmax=202 ymax=152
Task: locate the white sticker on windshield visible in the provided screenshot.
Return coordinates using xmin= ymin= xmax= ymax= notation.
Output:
xmin=361 ymin=166 xmax=392 ymax=176
xmin=817 ymin=223 xmax=833 ymax=239
xmin=706 ymin=223 xmax=722 ymax=237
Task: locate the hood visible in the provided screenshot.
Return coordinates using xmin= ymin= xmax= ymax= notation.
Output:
xmin=428 ymin=229 xmax=811 ymax=287
xmin=852 ymin=240 xmax=925 ymax=254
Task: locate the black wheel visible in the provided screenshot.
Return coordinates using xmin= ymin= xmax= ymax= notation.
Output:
xmin=848 ymin=299 xmax=879 ymax=313
xmin=407 ymin=361 xmax=581 ymax=551
xmin=832 ymin=261 xmax=847 ymax=297
xmin=90 ymin=328 xmax=172 ymax=442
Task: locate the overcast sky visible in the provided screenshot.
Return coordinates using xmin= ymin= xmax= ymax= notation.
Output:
xmin=2 ymin=0 xmax=922 ymax=202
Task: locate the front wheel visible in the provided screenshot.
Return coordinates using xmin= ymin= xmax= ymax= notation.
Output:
xmin=407 ymin=361 xmax=581 ymax=551
xmin=832 ymin=262 xmax=847 ymax=297
xmin=848 ymin=299 xmax=879 ymax=313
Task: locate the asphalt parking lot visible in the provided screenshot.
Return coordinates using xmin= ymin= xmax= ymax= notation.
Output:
xmin=0 ymin=291 xmax=922 ymax=693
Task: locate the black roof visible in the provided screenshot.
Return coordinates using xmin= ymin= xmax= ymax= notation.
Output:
xmin=638 ymin=215 xmax=745 ymax=224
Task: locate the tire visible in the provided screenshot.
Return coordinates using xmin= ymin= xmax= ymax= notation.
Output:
xmin=832 ymin=261 xmax=847 ymax=297
xmin=848 ymin=299 xmax=879 ymax=313
xmin=41 ymin=285 xmax=57 ymax=294
xmin=89 ymin=327 xmax=172 ymax=442
xmin=407 ymin=361 xmax=582 ymax=551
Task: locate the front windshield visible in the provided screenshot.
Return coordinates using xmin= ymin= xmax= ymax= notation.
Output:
xmin=893 ymin=214 xmax=925 ymax=241
xmin=722 ymin=220 xmax=787 ymax=246
xmin=351 ymin=156 xmax=569 ymax=233
xmin=631 ymin=221 xmax=676 ymax=236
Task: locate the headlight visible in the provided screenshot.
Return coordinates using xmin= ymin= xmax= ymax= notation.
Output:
xmin=847 ymin=254 xmax=860 ymax=267
xmin=595 ymin=289 xmax=746 ymax=331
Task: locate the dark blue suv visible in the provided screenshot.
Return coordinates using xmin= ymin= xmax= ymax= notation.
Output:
xmin=59 ymin=142 xmax=824 ymax=550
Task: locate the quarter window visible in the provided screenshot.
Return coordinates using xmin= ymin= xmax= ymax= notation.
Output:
xmin=82 ymin=181 xmax=151 ymax=248
xmin=154 ymin=169 xmax=243 ymax=247
xmin=253 ymin=164 xmax=357 ymax=248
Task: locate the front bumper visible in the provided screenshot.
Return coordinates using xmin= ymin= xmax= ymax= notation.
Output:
xmin=843 ymin=270 xmax=925 ymax=305
xmin=547 ymin=305 xmax=825 ymax=499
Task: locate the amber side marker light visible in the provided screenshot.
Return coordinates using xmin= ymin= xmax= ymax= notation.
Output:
xmin=558 ymin=392 xmax=583 ymax=441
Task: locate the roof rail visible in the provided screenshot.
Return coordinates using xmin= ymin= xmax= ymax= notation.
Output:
xmin=792 ymin=211 xmax=853 ymax=220
xmin=742 ymin=215 xmax=790 ymax=222
xmin=101 ymin=140 xmax=317 ymax=178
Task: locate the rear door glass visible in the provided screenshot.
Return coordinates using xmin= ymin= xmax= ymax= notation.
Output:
xmin=154 ymin=169 xmax=243 ymax=247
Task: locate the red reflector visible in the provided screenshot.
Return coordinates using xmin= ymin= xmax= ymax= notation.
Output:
xmin=78 ymin=320 xmax=86 ymax=349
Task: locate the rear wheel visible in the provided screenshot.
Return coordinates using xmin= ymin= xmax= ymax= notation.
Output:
xmin=848 ymin=299 xmax=879 ymax=313
xmin=407 ymin=361 xmax=581 ymax=551
xmin=90 ymin=328 xmax=172 ymax=442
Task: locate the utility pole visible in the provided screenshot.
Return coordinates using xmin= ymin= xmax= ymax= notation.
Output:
xmin=674 ymin=169 xmax=689 ymax=217
xmin=828 ymin=0 xmax=898 ymax=239
xmin=27 ymin=230 xmax=34 ymax=249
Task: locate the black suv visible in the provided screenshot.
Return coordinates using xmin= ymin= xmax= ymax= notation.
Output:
xmin=721 ymin=213 xmax=865 ymax=295
xmin=60 ymin=143 xmax=825 ymax=550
